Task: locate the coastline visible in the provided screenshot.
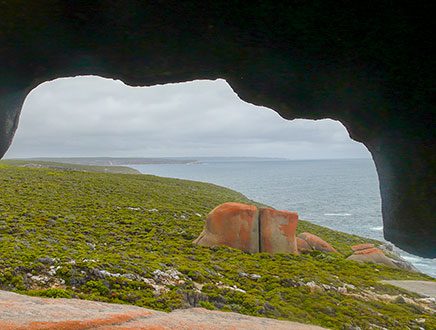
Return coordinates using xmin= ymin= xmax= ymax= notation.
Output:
xmin=129 ymin=160 xmax=436 ymax=278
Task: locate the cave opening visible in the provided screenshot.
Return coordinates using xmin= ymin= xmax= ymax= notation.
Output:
xmin=1 ymin=74 xmax=434 ymax=294
xmin=2 ymin=75 xmax=434 ymax=276
xmin=5 ymin=76 xmax=382 ymax=239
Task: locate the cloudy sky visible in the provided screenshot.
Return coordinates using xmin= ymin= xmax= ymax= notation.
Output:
xmin=5 ymin=76 xmax=370 ymax=159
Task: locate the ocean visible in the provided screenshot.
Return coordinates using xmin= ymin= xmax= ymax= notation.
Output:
xmin=130 ymin=158 xmax=435 ymax=277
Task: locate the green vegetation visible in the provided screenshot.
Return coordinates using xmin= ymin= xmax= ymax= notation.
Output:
xmin=0 ymin=163 xmax=434 ymax=329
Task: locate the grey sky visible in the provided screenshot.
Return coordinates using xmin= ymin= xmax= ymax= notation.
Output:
xmin=5 ymin=76 xmax=370 ymax=159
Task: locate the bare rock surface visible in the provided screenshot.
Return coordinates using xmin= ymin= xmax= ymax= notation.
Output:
xmin=348 ymin=245 xmax=418 ymax=271
xmin=260 ymin=207 xmax=299 ymax=254
xmin=298 ymin=233 xmax=338 ymax=254
xmin=193 ymin=202 xmax=259 ymax=253
xmin=296 ymin=236 xmax=313 ymax=253
xmin=194 ymin=203 xmax=301 ymax=254
xmin=0 ymin=290 xmax=326 ymax=329
xmin=347 ymin=247 xmax=398 ymax=268
xmin=351 ymin=243 xmax=375 ymax=252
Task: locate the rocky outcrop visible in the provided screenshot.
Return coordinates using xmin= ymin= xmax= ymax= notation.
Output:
xmin=0 ymin=2 xmax=434 ymax=257
xmin=0 ymin=290 xmax=327 ymax=330
xmin=260 ymin=207 xmax=299 ymax=254
xmin=193 ymin=202 xmax=259 ymax=253
xmin=347 ymin=244 xmax=418 ymax=271
xmin=347 ymin=247 xmax=398 ymax=268
xmin=298 ymin=233 xmax=338 ymax=254
xmin=194 ymin=203 xmax=299 ymax=254
xmin=194 ymin=204 xmax=421 ymax=272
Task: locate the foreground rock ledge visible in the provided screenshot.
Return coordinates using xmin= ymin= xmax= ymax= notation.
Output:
xmin=0 ymin=290 xmax=326 ymax=330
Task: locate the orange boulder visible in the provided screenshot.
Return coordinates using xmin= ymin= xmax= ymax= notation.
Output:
xmin=193 ymin=202 xmax=259 ymax=253
xmin=260 ymin=208 xmax=299 ymax=254
xmin=193 ymin=203 xmax=301 ymax=254
xmin=298 ymin=232 xmax=338 ymax=253
xmin=296 ymin=236 xmax=313 ymax=253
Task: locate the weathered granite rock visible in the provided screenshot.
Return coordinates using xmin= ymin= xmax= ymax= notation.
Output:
xmin=298 ymin=233 xmax=338 ymax=253
xmin=260 ymin=208 xmax=299 ymax=254
xmin=0 ymin=290 xmax=327 ymax=330
xmin=193 ymin=202 xmax=259 ymax=253
xmin=194 ymin=203 xmax=300 ymax=254
xmin=348 ymin=244 xmax=418 ymax=271
xmin=351 ymin=243 xmax=375 ymax=252
xmin=297 ymin=237 xmax=313 ymax=253
xmin=347 ymin=247 xmax=398 ymax=268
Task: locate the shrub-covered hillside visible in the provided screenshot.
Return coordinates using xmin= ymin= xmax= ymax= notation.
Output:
xmin=0 ymin=163 xmax=434 ymax=329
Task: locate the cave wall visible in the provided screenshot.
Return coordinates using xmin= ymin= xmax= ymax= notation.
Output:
xmin=0 ymin=1 xmax=434 ymax=257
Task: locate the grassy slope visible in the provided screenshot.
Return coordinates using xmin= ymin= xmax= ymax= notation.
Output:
xmin=0 ymin=163 xmax=434 ymax=329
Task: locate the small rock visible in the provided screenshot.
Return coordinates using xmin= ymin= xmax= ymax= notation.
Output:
xmin=36 ymin=257 xmax=55 ymax=265
xmin=344 ymin=284 xmax=356 ymax=290
xmin=337 ymin=287 xmax=347 ymax=294
xmin=321 ymin=284 xmax=332 ymax=290
xmin=86 ymin=242 xmax=96 ymax=250
xmin=306 ymin=281 xmax=322 ymax=292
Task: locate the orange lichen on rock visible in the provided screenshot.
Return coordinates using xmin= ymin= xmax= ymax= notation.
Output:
xmin=260 ymin=207 xmax=299 ymax=254
xmin=193 ymin=202 xmax=259 ymax=253
xmin=10 ymin=311 xmax=151 ymax=330
xmin=296 ymin=236 xmax=313 ymax=253
xmin=193 ymin=203 xmax=344 ymax=256
xmin=193 ymin=203 xmax=301 ymax=254
xmin=351 ymin=243 xmax=375 ymax=252
xmin=298 ymin=232 xmax=338 ymax=253
xmin=0 ymin=291 xmax=326 ymax=330
xmin=347 ymin=248 xmax=398 ymax=268
xmin=353 ymin=247 xmax=384 ymax=255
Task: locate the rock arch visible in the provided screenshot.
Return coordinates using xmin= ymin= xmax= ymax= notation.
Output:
xmin=0 ymin=2 xmax=434 ymax=257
